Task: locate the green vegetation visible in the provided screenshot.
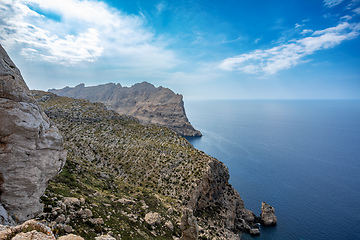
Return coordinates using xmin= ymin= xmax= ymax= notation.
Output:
xmin=31 ymin=91 xmax=219 ymax=239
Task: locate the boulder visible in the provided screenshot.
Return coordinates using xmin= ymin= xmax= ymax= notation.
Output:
xmin=260 ymin=202 xmax=277 ymax=226
xmin=57 ymin=234 xmax=84 ymax=240
xmin=0 ymin=44 xmax=66 ymax=222
xmin=144 ymin=212 xmax=161 ymax=226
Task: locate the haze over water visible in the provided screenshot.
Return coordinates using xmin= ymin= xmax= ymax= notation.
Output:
xmin=185 ymin=100 xmax=360 ymax=240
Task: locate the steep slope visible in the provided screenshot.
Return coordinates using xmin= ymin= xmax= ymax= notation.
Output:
xmin=49 ymin=82 xmax=201 ymax=137
xmin=31 ymin=90 xmax=258 ymax=239
xmin=0 ymin=44 xmax=66 ymax=222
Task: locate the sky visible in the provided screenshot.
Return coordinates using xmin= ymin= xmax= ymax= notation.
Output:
xmin=0 ymin=0 xmax=360 ymax=99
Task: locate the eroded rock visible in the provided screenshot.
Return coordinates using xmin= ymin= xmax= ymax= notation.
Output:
xmin=0 ymin=44 xmax=66 ymax=222
xmin=180 ymin=208 xmax=198 ymax=240
xmin=260 ymin=202 xmax=277 ymax=226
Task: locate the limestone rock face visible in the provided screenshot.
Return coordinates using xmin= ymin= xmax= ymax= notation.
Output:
xmin=180 ymin=208 xmax=198 ymax=240
xmin=260 ymin=202 xmax=277 ymax=226
xmin=49 ymin=82 xmax=202 ymax=137
xmin=0 ymin=44 xmax=66 ymax=221
xmin=188 ymin=158 xmax=256 ymax=233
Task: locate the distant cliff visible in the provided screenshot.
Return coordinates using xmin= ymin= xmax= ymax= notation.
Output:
xmin=49 ymin=82 xmax=202 ymax=137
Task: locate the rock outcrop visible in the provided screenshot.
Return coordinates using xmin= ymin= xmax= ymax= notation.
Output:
xmin=0 ymin=44 xmax=66 ymax=222
xmin=188 ymin=158 xmax=257 ymax=236
xmin=49 ymin=82 xmax=201 ymax=137
xmin=260 ymin=202 xmax=277 ymax=226
xmin=180 ymin=208 xmax=198 ymax=240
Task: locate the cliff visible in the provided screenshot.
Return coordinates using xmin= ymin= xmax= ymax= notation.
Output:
xmin=29 ymin=90 xmax=258 ymax=239
xmin=49 ymin=82 xmax=202 ymax=137
xmin=0 ymin=44 xmax=67 ymax=222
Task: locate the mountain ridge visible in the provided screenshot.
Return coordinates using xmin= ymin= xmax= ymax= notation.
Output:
xmin=49 ymin=82 xmax=201 ymax=137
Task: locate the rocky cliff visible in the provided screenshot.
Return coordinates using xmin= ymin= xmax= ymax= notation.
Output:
xmin=29 ymin=90 xmax=258 ymax=239
xmin=49 ymin=82 xmax=202 ymax=137
xmin=0 ymin=44 xmax=67 ymax=222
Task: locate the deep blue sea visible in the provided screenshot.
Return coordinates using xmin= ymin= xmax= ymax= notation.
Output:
xmin=184 ymin=100 xmax=360 ymax=240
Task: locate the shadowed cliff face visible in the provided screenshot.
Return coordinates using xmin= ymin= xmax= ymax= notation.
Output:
xmin=0 ymin=45 xmax=66 ymax=222
xmin=49 ymin=82 xmax=202 ymax=137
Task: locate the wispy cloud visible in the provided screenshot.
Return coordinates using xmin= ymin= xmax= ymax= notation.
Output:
xmin=219 ymin=22 xmax=360 ymax=75
xmin=0 ymin=0 xmax=177 ymax=68
xmin=324 ymin=0 xmax=346 ymax=8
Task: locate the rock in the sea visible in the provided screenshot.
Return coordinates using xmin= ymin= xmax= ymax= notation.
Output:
xmin=0 ymin=44 xmax=67 ymax=221
xmin=49 ymin=82 xmax=202 ymax=137
xmin=180 ymin=208 xmax=198 ymax=240
xmin=260 ymin=202 xmax=277 ymax=226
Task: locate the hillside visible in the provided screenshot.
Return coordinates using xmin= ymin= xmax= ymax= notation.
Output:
xmin=49 ymin=82 xmax=202 ymax=137
xmin=30 ymin=90 xmax=258 ymax=239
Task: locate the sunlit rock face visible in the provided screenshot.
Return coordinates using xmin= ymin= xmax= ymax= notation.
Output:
xmin=0 ymin=44 xmax=67 ymax=222
xmin=49 ymin=82 xmax=202 ymax=137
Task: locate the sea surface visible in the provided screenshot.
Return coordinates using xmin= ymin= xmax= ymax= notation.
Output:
xmin=184 ymin=100 xmax=360 ymax=240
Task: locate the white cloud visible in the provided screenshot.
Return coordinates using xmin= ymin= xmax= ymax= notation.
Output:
xmin=0 ymin=0 xmax=177 ymax=68
xmin=324 ymin=0 xmax=346 ymax=8
xmin=353 ymin=7 xmax=360 ymax=14
xmin=219 ymin=22 xmax=360 ymax=75
xmin=301 ymin=29 xmax=314 ymax=35
xmin=340 ymin=15 xmax=353 ymax=21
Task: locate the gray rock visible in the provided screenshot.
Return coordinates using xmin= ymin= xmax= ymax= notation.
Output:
xmin=63 ymin=225 xmax=73 ymax=233
xmin=0 ymin=44 xmax=66 ymax=222
xmin=55 ymin=214 xmax=66 ymax=223
xmin=144 ymin=212 xmax=161 ymax=226
xmin=260 ymin=202 xmax=277 ymax=226
xmin=0 ymin=203 xmax=15 ymax=225
xmin=180 ymin=208 xmax=198 ymax=240
xmin=49 ymin=82 xmax=202 ymax=137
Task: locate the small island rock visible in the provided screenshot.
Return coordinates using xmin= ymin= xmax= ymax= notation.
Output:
xmin=260 ymin=202 xmax=277 ymax=226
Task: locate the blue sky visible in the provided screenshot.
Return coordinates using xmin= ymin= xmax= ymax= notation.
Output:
xmin=1 ymin=0 xmax=360 ymax=99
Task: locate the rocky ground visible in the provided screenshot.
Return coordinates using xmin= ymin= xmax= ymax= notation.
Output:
xmin=20 ymin=90 xmax=257 ymax=239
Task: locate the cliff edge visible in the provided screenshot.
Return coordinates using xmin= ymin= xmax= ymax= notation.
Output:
xmin=0 ymin=44 xmax=66 ymax=222
xmin=49 ymin=82 xmax=202 ymax=137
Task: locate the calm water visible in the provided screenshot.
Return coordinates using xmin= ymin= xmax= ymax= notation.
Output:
xmin=185 ymin=100 xmax=360 ymax=240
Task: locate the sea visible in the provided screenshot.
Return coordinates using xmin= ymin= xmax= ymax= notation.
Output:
xmin=184 ymin=100 xmax=360 ymax=240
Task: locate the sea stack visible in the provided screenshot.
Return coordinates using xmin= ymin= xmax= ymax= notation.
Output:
xmin=0 ymin=44 xmax=67 ymax=221
xmin=260 ymin=202 xmax=277 ymax=226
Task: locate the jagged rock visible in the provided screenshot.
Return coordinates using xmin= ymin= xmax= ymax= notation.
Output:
xmin=260 ymin=202 xmax=277 ymax=226
xmin=11 ymin=230 xmax=55 ymax=240
xmin=84 ymin=209 xmax=93 ymax=218
xmin=187 ymin=158 xmax=256 ymax=233
xmin=180 ymin=208 xmax=198 ymax=240
xmin=49 ymin=82 xmax=202 ymax=137
xmin=165 ymin=220 xmax=174 ymax=231
xmin=55 ymin=214 xmax=66 ymax=223
xmin=63 ymin=225 xmax=73 ymax=233
xmin=144 ymin=212 xmax=161 ymax=226
xmin=116 ymin=198 xmax=136 ymax=205
xmin=0 ymin=219 xmax=55 ymax=240
xmin=63 ymin=198 xmax=80 ymax=207
xmin=0 ymin=203 xmax=15 ymax=225
xmin=0 ymin=44 xmax=67 ymax=222
xmin=250 ymin=228 xmax=260 ymax=235
xmin=95 ymin=235 xmax=116 ymax=240
xmin=57 ymin=234 xmax=84 ymax=240
xmin=89 ymin=218 xmax=104 ymax=225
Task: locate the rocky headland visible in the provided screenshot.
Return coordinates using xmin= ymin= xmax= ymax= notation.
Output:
xmin=49 ymin=82 xmax=201 ymax=137
xmin=0 ymin=44 xmax=276 ymax=239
